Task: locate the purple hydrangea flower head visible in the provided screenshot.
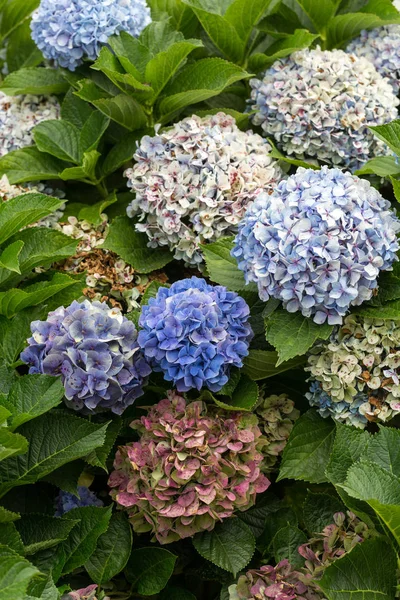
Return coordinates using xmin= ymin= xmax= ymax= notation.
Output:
xmin=125 ymin=112 xmax=283 ymax=265
xmin=0 ymin=92 xmax=60 ymax=156
xmin=138 ymin=277 xmax=253 ymax=392
xmin=55 ymin=486 xmax=103 ymax=516
xmin=232 ymin=166 xmax=400 ymax=325
xmin=250 ymin=47 xmax=399 ymax=170
xmin=20 ymin=299 xmax=151 ymax=414
xmin=31 ymin=0 xmax=151 ymax=71
xmin=109 ymin=391 xmax=270 ymax=544
xmin=306 ymin=315 xmax=400 ymax=427
xmin=347 ymin=26 xmax=400 ymax=92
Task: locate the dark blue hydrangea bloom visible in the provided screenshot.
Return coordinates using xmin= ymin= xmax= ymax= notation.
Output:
xmin=55 ymin=486 xmax=103 ymax=516
xmin=232 ymin=166 xmax=400 ymax=325
xmin=20 ymin=300 xmax=151 ymax=415
xmin=138 ymin=277 xmax=253 ymax=392
xmin=31 ymin=0 xmax=151 ymax=71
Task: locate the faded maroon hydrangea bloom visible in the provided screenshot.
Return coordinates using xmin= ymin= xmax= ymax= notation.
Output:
xmin=228 ymin=560 xmax=325 ymax=600
xmin=61 ymin=584 xmax=110 ymax=600
xmin=299 ymin=511 xmax=375 ymax=581
xmin=109 ymin=391 xmax=270 ymax=544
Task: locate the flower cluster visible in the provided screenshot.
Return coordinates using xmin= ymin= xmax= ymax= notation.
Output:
xmin=138 ymin=277 xmax=253 ymax=392
xmin=347 ymin=26 xmax=400 ymax=92
xmin=0 ymin=92 xmax=60 ymax=156
xmin=55 ymin=486 xmax=103 ymax=516
xmin=306 ymin=314 xmax=400 ymax=427
xmin=249 ymin=48 xmax=398 ymax=170
xmin=255 ymin=392 xmax=299 ymax=470
xmin=109 ymin=392 xmax=270 ymax=544
xmin=299 ymin=511 xmax=374 ymax=581
xmin=20 ymin=300 xmax=151 ymax=414
xmin=31 ymin=0 xmax=151 ymax=71
xmin=62 ymin=585 xmax=108 ymax=600
xmin=228 ymin=560 xmax=325 ymax=600
xmin=125 ymin=112 xmax=283 ymax=265
xmin=232 ymin=167 xmax=400 ymax=325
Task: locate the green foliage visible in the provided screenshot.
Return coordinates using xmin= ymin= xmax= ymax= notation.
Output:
xmin=243 ymin=349 xmax=306 ymax=380
xmin=0 ymin=544 xmax=39 ymax=600
xmin=126 ymin=547 xmax=177 ymax=595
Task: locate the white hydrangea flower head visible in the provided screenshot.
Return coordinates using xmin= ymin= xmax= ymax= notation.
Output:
xmin=250 ymin=47 xmax=399 ymax=170
xmin=0 ymin=92 xmax=60 ymax=156
xmin=125 ymin=112 xmax=284 ymax=265
xmin=307 ymin=315 xmax=400 ymax=427
xmin=347 ymin=25 xmax=400 ymax=92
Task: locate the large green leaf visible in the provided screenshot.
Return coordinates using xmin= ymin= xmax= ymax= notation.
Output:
xmin=354 ymin=156 xmax=400 ymax=177
xmin=33 ymin=120 xmax=82 ymax=163
xmin=0 ymin=412 xmax=109 ymax=497
xmin=0 ymin=148 xmax=65 ymax=184
xmin=126 ymin=547 xmax=177 ymax=596
xmin=193 ymin=519 xmax=255 ymax=576
xmin=327 ymin=11 xmax=400 ymax=48
xmin=364 ymin=426 xmax=400 ymax=476
xmin=302 ymin=492 xmax=345 ymax=535
xmin=272 ymin=525 xmax=307 ymax=568
xmin=265 ymin=310 xmax=333 ymax=364
xmin=0 ymin=0 xmax=39 ymax=39
xmin=0 ymin=67 xmax=68 ymax=95
xmin=369 ymin=120 xmax=400 ymax=155
xmin=5 ymin=375 xmax=64 ymax=430
xmin=318 ymin=538 xmax=397 ymax=600
xmin=102 ymin=216 xmax=173 ymax=273
xmin=85 ymin=512 xmax=132 ymax=584
xmin=278 ymin=410 xmax=335 ymax=484
xmin=0 ymin=544 xmax=39 ymax=600
xmin=0 ymin=428 xmax=28 ymax=462
xmin=242 ymin=350 xmax=306 ymax=381
xmin=6 ymin=21 xmax=42 ymax=73
xmin=202 ymin=237 xmax=255 ymax=291
xmin=0 ymin=241 xmax=23 ymax=274
xmin=92 ymin=95 xmax=147 ymax=131
xmin=158 ymin=58 xmax=250 ymax=121
xmin=15 ymin=514 xmax=78 ymax=555
xmin=248 ymin=29 xmax=319 ymax=72
xmin=0 ymin=522 xmax=23 ymax=554
xmin=147 ymin=0 xmax=198 ymax=36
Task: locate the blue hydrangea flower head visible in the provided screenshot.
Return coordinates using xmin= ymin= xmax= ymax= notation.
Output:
xmin=232 ymin=166 xmax=400 ymax=325
xmin=250 ymin=47 xmax=399 ymax=170
xmin=138 ymin=277 xmax=253 ymax=392
xmin=31 ymin=0 xmax=151 ymax=71
xmin=20 ymin=299 xmax=151 ymax=414
xmin=347 ymin=26 xmax=400 ymax=92
xmin=55 ymin=486 xmax=103 ymax=516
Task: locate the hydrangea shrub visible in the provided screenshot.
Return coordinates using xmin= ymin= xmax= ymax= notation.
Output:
xmin=109 ymin=392 xmax=270 ymax=543
xmin=250 ymin=48 xmax=399 ymax=170
xmin=20 ymin=299 xmax=151 ymax=414
xmin=232 ymin=166 xmax=400 ymax=325
xmin=125 ymin=112 xmax=283 ymax=265
xmin=138 ymin=277 xmax=253 ymax=392
xmin=31 ymin=0 xmax=151 ymax=70
xmin=307 ymin=315 xmax=400 ymax=427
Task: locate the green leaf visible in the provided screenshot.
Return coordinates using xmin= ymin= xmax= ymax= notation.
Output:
xmin=85 ymin=417 xmax=122 ymax=472
xmin=0 ymin=272 xmax=81 ymax=317
xmin=141 ymin=280 xmax=169 ymax=305
xmin=193 ymin=519 xmax=255 ymax=576
xmin=0 ymin=428 xmax=28 ymax=462
xmin=15 ymin=514 xmax=78 ymax=555
xmin=391 ymin=176 xmax=400 ymax=203
xmin=238 ymin=493 xmax=281 ymax=538
xmin=0 ymin=506 xmax=19 ymax=523
xmin=278 ymin=410 xmax=335 ymax=484
xmin=61 ymin=89 xmax=94 ymax=129
xmin=78 ymin=193 xmax=117 ymax=226
xmin=0 ymin=522 xmax=24 ymax=554
xmin=0 ymin=147 xmax=65 ymax=184
xmin=248 ymin=29 xmax=319 ymax=72
xmin=0 ymin=241 xmax=24 ymax=274
xmin=0 ymin=412 xmax=109 ymax=497
xmin=103 ymin=216 xmax=173 ymax=273
xmin=272 ymin=525 xmax=307 ymax=568
xmin=302 ymin=492 xmax=345 ymax=534
xmin=341 ymin=461 xmax=400 ymax=505
xmin=289 ymin=0 xmax=336 ymax=32
xmin=212 ymin=376 xmax=259 ymax=411
xmin=147 ymin=0 xmax=198 ymax=36
xmin=0 ymin=67 xmax=68 ymax=95
xmin=33 ymin=120 xmax=81 ymax=163
xmin=145 ymin=38 xmax=203 ymax=98
xmin=85 ymin=512 xmax=132 ymax=584
xmin=265 ymin=310 xmax=333 ymax=364
xmin=0 ymin=308 xmax=43 ymax=366
xmin=6 ymin=375 xmax=64 ymax=430
xmin=327 ymin=12 xmax=400 ymax=48
xmin=6 ymin=21 xmax=42 ymax=73
xmin=91 ymin=46 xmax=153 ymax=94
xmin=318 ymin=538 xmax=397 ymax=600
xmin=0 ymin=193 xmax=63 ymax=246
xmin=369 ymin=120 xmax=400 ymax=155
xmin=43 ymin=460 xmax=84 ymax=495
xmin=0 ymin=544 xmax=39 ymax=600
xmin=354 ymin=156 xmax=400 ymax=177
xmin=126 ymin=547 xmax=177 ymax=595
xmin=79 ymin=111 xmax=110 ymax=154
xmin=60 ymin=506 xmax=112 ymax=575
xmin=101 ymin=130 xmax=145 ymax=177
xmin=92 ymin=95 xmax=147 ymax=131
xmin=242 ymin=349 xmax=306 ymax=381
xmin=159 ymin=58 xmax=250 ymax=122
xmin=59 ymin=149 xmax=100 ymax=182
xmin=0 ymin=0 xmax=39 ymax=39
xmin=203 ymin=237 xmax=254 ymax=291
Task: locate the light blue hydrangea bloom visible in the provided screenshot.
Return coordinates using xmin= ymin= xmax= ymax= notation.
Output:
xmin=31 ymin=0 xmax=151 ymax=71
xmin=347 ymin=26 xmax=400 ymax=92
xmin=138 ymin=277 xmax=253 ymax=392
xmin=232 ymin=166 xmax=400 ymax=325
